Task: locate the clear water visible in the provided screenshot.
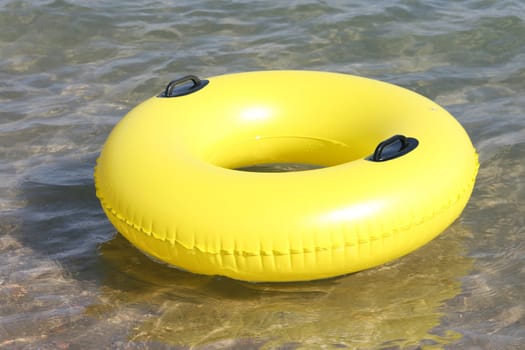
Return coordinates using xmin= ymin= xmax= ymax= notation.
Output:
xmin=1 ymin=1 xmax=524 ymax=349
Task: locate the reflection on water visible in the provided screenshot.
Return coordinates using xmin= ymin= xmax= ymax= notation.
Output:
xmin=98 ymin=230 xmax=470 ymax=349
xmin=1 ymin=0 xmax=525 ymax=348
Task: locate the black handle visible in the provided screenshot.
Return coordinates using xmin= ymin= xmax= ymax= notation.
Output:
xmin=370 ymin=134 xmax=418 ymax=162
xmin=161 ymin=75 xmax=209 ymax=97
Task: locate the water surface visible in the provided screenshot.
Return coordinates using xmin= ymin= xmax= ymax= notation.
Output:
xmin=1 ymin=0 xmax=525 ymax=349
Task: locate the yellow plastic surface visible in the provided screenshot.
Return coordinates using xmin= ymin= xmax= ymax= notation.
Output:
xmin=94 ymin=70 xmax=478 ymax=282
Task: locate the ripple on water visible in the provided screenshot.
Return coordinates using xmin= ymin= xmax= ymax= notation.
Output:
xmin=1 ymin=0 xmax=525 ymax=348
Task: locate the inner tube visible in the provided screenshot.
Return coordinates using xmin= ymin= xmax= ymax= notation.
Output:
xmin=94 ymin=71 xmax=478 ymax=282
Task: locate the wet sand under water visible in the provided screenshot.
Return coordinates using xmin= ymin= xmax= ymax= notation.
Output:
xmin=1 ymin=0 xmax=525 ymax=348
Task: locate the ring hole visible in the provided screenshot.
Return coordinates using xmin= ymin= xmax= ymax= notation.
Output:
xmin=207 ymin=136 xmax=367 ymax=172
xmin=235 ymin=163 xmax=324 ymax=173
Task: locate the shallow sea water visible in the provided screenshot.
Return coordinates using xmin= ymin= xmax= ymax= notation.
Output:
xmin=1 ymin=0 xmax=525 ymax=349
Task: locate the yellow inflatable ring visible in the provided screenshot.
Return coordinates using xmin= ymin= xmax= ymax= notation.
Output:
xmin=95 ymin=70 xmax=478 ymax=282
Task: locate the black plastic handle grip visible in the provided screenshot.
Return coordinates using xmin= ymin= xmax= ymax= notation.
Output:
xmin=161 ymin=75 xmax=209 ymax=97
xmin=370 ymin=134 xmax=419 ymax=162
